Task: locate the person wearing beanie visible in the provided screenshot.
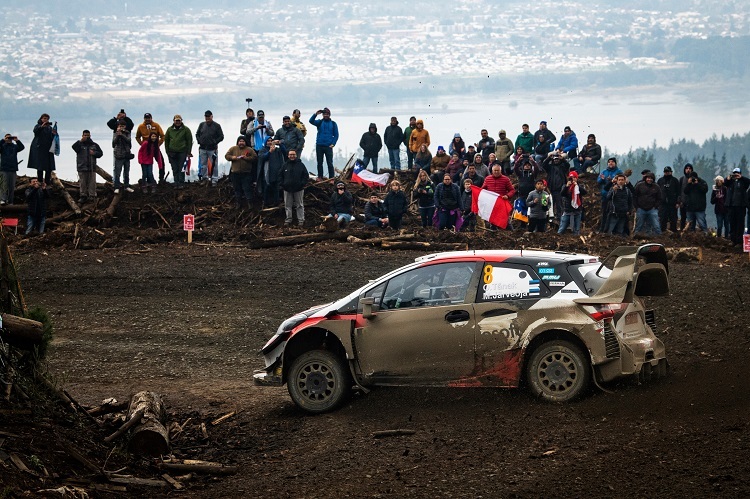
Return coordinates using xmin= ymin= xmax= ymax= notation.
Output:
xmin=683 ymin=170 xmax=708 ymax=232
xmin=657 ymin=166 xmax=681 ymax=232
xmin=724 ymin=167 xmax=750 ymax=244
xmin=430 ymin=145 xmax=450 ymax=183
xmin=678 ymin=163 xmax=694 ymax=230
xmin=309 ymin=107 xmax=339 ymax=179
xmin=633 ymin=172 xmax=662 ymax=236
xmin=359 ymin=123 xmax=382 ymax=173
xmin=383 ymin=117 xmax=403 ymax=170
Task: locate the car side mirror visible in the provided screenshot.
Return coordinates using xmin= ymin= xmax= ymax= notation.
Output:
xmin=360 ymin=297 xmax=377 ymax=319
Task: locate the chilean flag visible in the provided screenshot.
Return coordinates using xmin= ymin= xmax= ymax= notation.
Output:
xmin=351 ymin=160 xmax=390 ymax=187
xmin=471 ymin=186 xmax=512 ymax=229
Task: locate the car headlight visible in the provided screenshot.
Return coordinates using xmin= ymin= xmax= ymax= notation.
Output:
xmin=277 ymin=313 xmax=307 ymax=335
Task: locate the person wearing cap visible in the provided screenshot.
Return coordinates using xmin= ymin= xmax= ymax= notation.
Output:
xmin=135 ymin=113 xmax=164 ymax=146
xmin=195 ymin=110 xmax=224 ymax=186
xmin=225 ymin=136 xmax=257 ymax=209
xmin=328 ymin=182 xmax=354 ymax=228
xmin=408 ymin=119 xmax=431 ymax=156
xmin=494 ymin=129 xmax=514 ymax=175
xmin=598 ymin=157 xmax=623 ymax=232
xmin=309 ymin=108 xmax=339 ymax=179
xmin=711 ymin=175 xmax=730 ymax=239
xmin=516 ymin=124 xmax=534 ymax=154
xmin=240 ymin=108 xmax=255 ymax=146
xmin=112 ymin=121 xmax=134 ymax=195
xmin=683 ymin=169 xmax=708 ymax=232
xmin=280 ymin=149 xmax=308 ymax=227
xmin=107 ymin=109 xmax=134 ymax=133
xmin=430 ymin=145 xmax=450 ymax=183
xmin=248 ymin=110 xmax=274 ymax=153
xmin=633 ymin=172 xmax=662 ymax=236
xmin=291 ymin=109 xmax=307 ymax=137
xmin=558 ymin=171 xmax=587 ymax=235
xmin=657 ymin=166 xmax=681 ymax=232
xmin=273 ymin=115 xmax=304 ymax=156
xmin=359 ymin=123 xmax=383 ymax=173
xmin=533 ymin=121 xmax=556 ymax=166
xmin=724 ymin=167 xmax=750 ymax=245
xmin=383 ymin=117 xmax=403 ymax=170
xmin=577 ymin=134 xmax=602 ymax=173
xmin=164 ymin=115 xmax=193 ymax=188
xmin=0 ymin=134 xmax=24 ymax=205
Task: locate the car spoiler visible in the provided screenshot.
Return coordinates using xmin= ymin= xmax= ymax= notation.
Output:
xmin=574 ymin=244 xmax=669 ymax=304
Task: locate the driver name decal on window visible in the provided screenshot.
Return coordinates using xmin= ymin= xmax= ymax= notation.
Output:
xmin=482 ymin=264 xmax=540 ymax=300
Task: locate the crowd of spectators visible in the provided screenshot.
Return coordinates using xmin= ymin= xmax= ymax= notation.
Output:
xmin=1 ymin=110 xmax=749 ymax=244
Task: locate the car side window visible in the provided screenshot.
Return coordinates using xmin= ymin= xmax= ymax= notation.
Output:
xmin=362 ymin=281 xmax=387 ymax=309
xmin=380 ymin=262 xmax=475 ymax=310
xmin=477 ymin=262 xmax=549 ymax=302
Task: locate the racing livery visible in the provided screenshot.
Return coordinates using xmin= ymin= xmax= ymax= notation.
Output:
xmin=255 ymin=244 xmax=670 ymax=413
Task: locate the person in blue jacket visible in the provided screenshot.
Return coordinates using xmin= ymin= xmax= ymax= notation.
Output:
xmin=597 ymin=157 xmax=622 ymax=232
xmin=309 ymin=108 xmax=339 ymax=179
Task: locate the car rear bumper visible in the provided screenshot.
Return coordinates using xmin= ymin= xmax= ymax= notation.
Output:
xmin=253 ymin=370 xmax=283 ymax=387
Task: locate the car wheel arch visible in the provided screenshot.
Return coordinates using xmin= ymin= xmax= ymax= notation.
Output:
xmin=521 ymin=328 xmax=592 ymax=386
xmin=282 ymin=327 xmax=348 ymax=384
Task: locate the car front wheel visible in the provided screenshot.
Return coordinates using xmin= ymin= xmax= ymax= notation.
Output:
xmin=526 ymin=341 xmax=591 ymax=402
xmin=287 ymin=350 xmax=351 ymax=413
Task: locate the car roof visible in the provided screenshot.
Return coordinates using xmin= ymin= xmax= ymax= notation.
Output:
xmin=415 ymin=250 xmax=600 ymax=265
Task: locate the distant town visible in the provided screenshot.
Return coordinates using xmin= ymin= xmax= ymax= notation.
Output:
xmin=2 ymin=1 xmax=748 ymax=104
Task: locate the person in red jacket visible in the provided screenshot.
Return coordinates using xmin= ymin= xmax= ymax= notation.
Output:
xmin=481 ymin=164 xmax=516 ymax=200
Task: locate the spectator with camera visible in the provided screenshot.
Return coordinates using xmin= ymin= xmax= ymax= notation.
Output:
xmin=248 ymin=110 xmax=274 ymax=153
xmin=112 ymin=121 xmax=135 ymax=195
xmin=273 ymin=115 xmax=305 ymax=157
xmin=683 ymin=170 xmax=708 ymax=232
xmin=309 ymin=107 xmax=339 ymax=179
xmin=72 ymin=130 xmax=104 ymax=203
xmin=0 ymin=134 xmax=24 ymax=205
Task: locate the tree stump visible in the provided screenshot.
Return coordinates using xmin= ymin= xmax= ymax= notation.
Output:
xmin=127 ymin=391 xmax=170 ymax=457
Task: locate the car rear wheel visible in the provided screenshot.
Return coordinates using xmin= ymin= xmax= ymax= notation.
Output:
xmin=287 ymin=350 xmax=351 ymax=414
xmin=526 ymin=340 xmax=591 ymax=402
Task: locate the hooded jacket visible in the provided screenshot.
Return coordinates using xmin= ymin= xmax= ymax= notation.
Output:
xmin=359 ymin=125 xmax=382 ymax=157
xmin=683 ymin=175 xmax=708 ymax=211
xmin=408 ymin=121 xmax=430 ymax=153
xmin=657 ymin=173 xmax=681 ymax=205
xmin=556 ymin=131 xmax=578 ymax=156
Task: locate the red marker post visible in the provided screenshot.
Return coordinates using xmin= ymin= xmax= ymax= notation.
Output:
xmin=184 ymin=214 xmax=195 ymax=244
xmin=744 ymin=232 xmax=750 ymax=262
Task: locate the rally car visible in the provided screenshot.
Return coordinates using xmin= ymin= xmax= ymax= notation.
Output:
xmin=254 ymin=244 xmax=670 ymax=413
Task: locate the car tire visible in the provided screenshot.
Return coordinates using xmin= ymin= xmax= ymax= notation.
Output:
xmin=526 ymin=340 xmax=591 ymax=402
xmin=287 ymin=350 xmax=351 ymax=414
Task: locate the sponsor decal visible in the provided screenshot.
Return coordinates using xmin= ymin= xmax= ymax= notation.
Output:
xmin=541 ymin=275 xmax=561 ymax=280
xmin=561 ymin=289 xmax=578 ymax=293
xmin=482 ymin=266 xmax=536 ymax=300
xmin=548 ymin=281 xmax=565 ymax=287
xmin=536 ymin=261 xmax=550 ymax=267
xmin=538 ymin=268 xmax=556 ymax=274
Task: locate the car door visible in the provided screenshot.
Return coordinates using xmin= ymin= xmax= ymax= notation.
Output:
xmin=470 ymin=261 xmax=551 ymax=387
xmin=354 ymin=261 xmax=481 ymax=385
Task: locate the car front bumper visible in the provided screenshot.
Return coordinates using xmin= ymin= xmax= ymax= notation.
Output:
xmin=253 ymin=370 xmax=283 ymax=387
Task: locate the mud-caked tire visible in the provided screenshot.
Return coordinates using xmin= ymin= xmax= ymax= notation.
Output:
xmin=526 ymin=340 xmax=591 ymax=402
xmin=287 ymin=350 xmax=352 ymax=414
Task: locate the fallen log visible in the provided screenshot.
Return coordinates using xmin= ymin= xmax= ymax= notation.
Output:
xmin=665 ymin=246 xmax=702 ymax=262
xmin=87 ymin=398 xmax=129 ymax=417
xmin=380 ymin=241 xmax=468 ymax=251
xmin=51 ymin=173 xmax=81 ymax=215
xmin=347 ymin=234 xmax=415 ymax=246
xmin=250 ymin=231 xmax=349 ymax=249
xmin=159 ymin=461 xmax=238 ymax=475
xmin=105 ymin=191 xmax=123 ymax=218
xmin=0 ymin=204 xmax=28 ymax=215
xmin=104 ymin=408 xmax=145 ymax=443
xmin=126 ymin=391 xmax=169 ymax=457
xmin=0 ymin=313 xmax=44 ymax=350
xmin=96 ymin=166 xmax=113 ymax=183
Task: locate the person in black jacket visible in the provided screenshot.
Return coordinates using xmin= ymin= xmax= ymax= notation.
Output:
xmin=364 ymin=193 xmax=389 ymax=228
xmin=106 ymin=109 xmax=135 ymax=133
xmin=383 ymin=117 xmax=403 ymax=170
xmin=724 ymin=168 xmax=750 ymax=244
xmin=383 ymin=180 xmax=408 ymax=229
xmin=657 ymin=166 xmax=681 ymax=232
xmin=0 ymin=134 xmax=24 ymax=205
xmin=360 ymin=123 xmax=383 ymax=173
xmin=28 ymin=113 xmax=57 ymax=184
xmin=72 ymin=130 xmax=104 ymax=203
xmin=606 ymin=174 xmax=632 ymax=236
xmin=328 ymin=181 xmax=354 ymax=227
xmin=460 ymin=178 xmax=476 ymax=232
xmin=683 ymin=171 xmax=708 ymax=232
xmin=280 ymin=150 xmax=309 ymax=227
xmin=25 ymin=178 xmax=49 ymax=235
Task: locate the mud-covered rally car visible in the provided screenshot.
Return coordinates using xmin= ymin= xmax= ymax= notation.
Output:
xmin=255 ymin=244 xmax=670 ymax=413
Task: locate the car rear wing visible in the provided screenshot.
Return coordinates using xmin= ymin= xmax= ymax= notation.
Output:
xmin=575 ymin=244 xmax=669 ymax=304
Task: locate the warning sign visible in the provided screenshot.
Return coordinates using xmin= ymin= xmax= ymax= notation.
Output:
xmin=184 ymin=214 xmax=195 ymax=231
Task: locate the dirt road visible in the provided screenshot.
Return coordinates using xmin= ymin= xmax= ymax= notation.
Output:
xmin=15 ymin=244 xmax=750 ymax=497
